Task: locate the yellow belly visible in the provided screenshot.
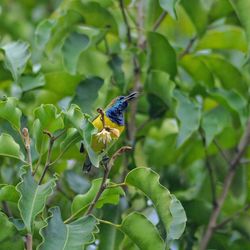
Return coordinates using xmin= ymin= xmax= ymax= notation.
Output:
xmin=91 ymin=114 xmax=125 ymax=152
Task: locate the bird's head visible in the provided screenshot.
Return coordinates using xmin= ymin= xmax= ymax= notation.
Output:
xmin=105 ymin=92 xmax=139 ymax=125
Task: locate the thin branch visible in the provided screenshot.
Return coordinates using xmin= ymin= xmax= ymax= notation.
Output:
xmin=98 ymin=218 xmax=119 ymax=227
xmin=178 ymin=36 xmax=197 ymax=59
xmin=25 ymin=234 xmax=32 ymax=250
xmin=213 ymin=139 xmax=231 ymax=166
xmin=200 ymin=119 xmax=250 ymax=250
xmin=214 ymin=204 xmax=250 ymax=230
xmin=85 ymin=146 xmax=132 ymax=215
xmin=200 ymin=130 xmax=217 ymax=207
xmin=22 ymin=128 xmax=32 ymax=172
xmin=119 ymin=0 xmax=132 ymax=44
xmin=153 ymin=11 xmax=168 ymax=31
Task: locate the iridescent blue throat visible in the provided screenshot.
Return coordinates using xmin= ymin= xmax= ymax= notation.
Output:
xmin=105 ymin=108 xmax=124 ymax=126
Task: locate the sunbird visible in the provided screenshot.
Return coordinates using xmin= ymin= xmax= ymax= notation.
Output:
xmin=81 ymin=92 xmax=139 ymax=171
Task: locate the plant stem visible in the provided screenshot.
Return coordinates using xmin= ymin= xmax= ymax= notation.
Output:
xmin=178 ymin=36 xmax=197 ymax=59
xmin=98 ymin=218 xmax=119 ymax=227
xmin=119 ymin=0 xmax=132 ymax=44
xmin=153 ymin=11 xmax=168 ymax=31
xmin=25 ymin=233 xmax=32 ymax=250
xmin=200 ymin=119 xmax=250 ymax=250
xmin=22 ymin=128 xmax=32 ymax=172
xmin=85 ymin=146 xmax=132 ymax=215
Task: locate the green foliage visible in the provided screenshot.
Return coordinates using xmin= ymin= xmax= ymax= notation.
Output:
xmin=0 ymin=0 xmax=250 ymax=249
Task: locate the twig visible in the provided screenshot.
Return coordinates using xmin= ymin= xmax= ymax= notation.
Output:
xmin=97 ymin=108 xmax=106 ymax=128
xmin=153 ymin=11 xmax=168 ymax=31
xmin=200 ymin=130 xmax=217 ymax=207
xmin=213 ymin=139 xmax=231 ymax=165
xmin=178 ymin=36 xmax=197 ymax=59
xmin=25 ymin=234 xmax=32 ymax=250
xmin=85 ymin=146 xmax=132 ymax=215
xmin=119 ymin=0 xmax=132 ymax=44
xmin=200 ymin=119 xmax=250 ymax=250
xmin=214 ymin=204 xmax=250 ymax=230
xmin=22 ymin=128 xmax=32 ymax=172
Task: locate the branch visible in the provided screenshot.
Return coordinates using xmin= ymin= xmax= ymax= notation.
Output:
xmin=119 ymin=0 xmax=132 ymax=44
xmin=200 ymin=119 xmax=250 ymax=250
xmin=178 ymin=36 xmax=197 ymax=59
xmin=153 ymin=11 xmax=168 ymax=31
xmin=22 ymin=128 xmax=32 ymax=172
xmin=25 ymin=234 xmax=32 ymax=250
xmin=85 ymin=146 xmax=132 ymax=215
xmin=213 ymin=139 xmax=231 ymax=165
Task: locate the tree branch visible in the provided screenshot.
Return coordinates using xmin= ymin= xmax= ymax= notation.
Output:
xmin=22 ymin=128 xmax=32 ymax=172
xmin=153 ymin=11 xmax=168 ymax=31
xmin=200 ymin=119 xmax=250 ymax=250
xmin=85 ymin=146 xmax=132 ymax=215
xmin=25 ymin=233 xmax=32 ymax=250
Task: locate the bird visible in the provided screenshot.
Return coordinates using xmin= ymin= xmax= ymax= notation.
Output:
xmin=81 ymin=91 xmax=139 ymax=172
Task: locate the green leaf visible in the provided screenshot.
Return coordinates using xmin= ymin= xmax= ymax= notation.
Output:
xmin=147 ymin=32 xmax=177 ymax=79
xmin=0 ymin=185 xmax=19 ymax=203
xmin=197 ymin=26 xmax=248 ymax=52
xmin=201 ymin=106 xmax=231 ymax=146
xmin=0 ymin=41 xmax=31 ymax=81
xmin=0 ymin=212 xmax=15 ymax=242
xmin=20 ymin=73 xmax=45 ymax=92
xmin=174 ymin=90 xmax=201 ymax=146
xmin=159 ymin=0 xmax=178 ymax=19
xmin=72 ymin=77 xmax=104 ymax=114
xmin=71 ymin=178 xmax=125 ymax=217
xmin=199 ymin=55 xmax=247 ymax=95
xmin=39 ymin=207 xmax=97 ymax=250
xmin=181 ymin=0 xmax=208 ymax=35
xmin=0 ymin=133 xmax=24 ymax=160
xmin=119 ymin=236 xmax=139 ymax=250
xmin=209 ymin=0 xmax=233 ymax=21
xmin=125 ymin=167 xmax=187 ymax=240
xmin=180 ymin=54 xmax=214 ymax=87
xmin=0 ymin=97 xmax=22 ymax=130
xmin=16 ymin=166 xmax=56 ymax=232
xmin=229 ymin=0 xmax=250 ymax=43
xmin=62 ymin=32 xmax=90 ymax=74
xmin=120 ymin=212 xmax=165 ymax=250
xmin=209 ymin=88 xmax=248 ymax=126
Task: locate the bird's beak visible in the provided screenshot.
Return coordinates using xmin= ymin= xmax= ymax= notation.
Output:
xmin=124 ymin=92 xmax=139 ymax=102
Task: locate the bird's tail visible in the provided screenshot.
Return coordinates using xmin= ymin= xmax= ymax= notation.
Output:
xmin=80 ymin=142 xmax=93 ymax=172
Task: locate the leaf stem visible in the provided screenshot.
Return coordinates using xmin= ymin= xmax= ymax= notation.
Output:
xmin=153 ymin=11 xmax=168 ymax=31
xmin=25 ymin=233 xmax=32 ymax=250
xmin=22 ymin=128 xmax=33 ymax=172
xmin=97 ymin=218 xmax=119 ymax=227
xmin=200 ymin=119 xmax=250 ymax=250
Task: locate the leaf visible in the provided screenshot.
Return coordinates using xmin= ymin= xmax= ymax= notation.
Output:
xmin=159 ymin=0 xmax=178 ymax=19
xmin=229 ymin=0 xmax=250 ymax=43
xmin=0 ymin=212 xmax=15 ymax=242
xmin=180 ymin=55 xmax=214 ymax=87
xmin=174 ymin=90 xmax=201 ymax=146
xmin=0 ymin=41 xmax=31 ymax=81
xmin=120 ymin=212 xmax=165 ymax=250
xmin=0 ymin=185 xmax=19 ymax=203
xmin=197 ymin=26 xmax=248 ymax=52
xmin=38 ymin=207 xmax=97 ymax=250
xmin=125 ymin=167 xmax=187 ymax=240
xmin=71 ymin=178 xmax=125 ymax=217
xmin=147 ymin=32 xmax=177 ymax=79
xmin=20 ymin=73 xmax=45 ymax=92
xmin=72 ymin=77 xmax=104 ymax=114
xmin=0 ymin=133 xmax=24 ymax=160
xmin=209 ymin=88 xmax=248 ymax=126
xmin=62 ymin=32 xmax=90 ymax=74
xmin=200 ymin=55 xmax=247 ymax=94
xmin=181 ymin=0 xmax=208 ymax=35
xmin=0 ymin=97 xmax=22 ymax=130
xmin=16 ymin=166 xmax=56 ymax=232
xmin=201 ymin=106 xmax=231 ymax=146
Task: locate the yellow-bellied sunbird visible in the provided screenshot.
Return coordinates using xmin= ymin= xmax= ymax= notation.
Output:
xmin=82 ymin=92 xmax=139 ymax=171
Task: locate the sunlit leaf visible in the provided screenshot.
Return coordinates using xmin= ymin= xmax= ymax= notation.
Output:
xmin=71 ymin=178 xmax=125 ymax=217
xmin=20 ymin=73 xmax=45 ymax=92
xmin=174 ymin=90 xmax=201 ymax=146
xmin=16 ymin=166 xmax=56 ymax=232
xmin=148 ymin=32 xmax=177 ymax=79
xmin=125 ymin=167 xmax=187 ymax=240
xmin=0 ymin=133 xmax=24 ymax=160
xmin=0 ymin=97 xmax=22 ymax=131
xmin=62 ymin=32 xmax=90 ymax=74
xmin=0 ymin=41 xmax=30 ymax=81
xmin=38 ymin=207 xmax=97 ymax=250
xmin=120 ymin=212 xmax=165 ymax=250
